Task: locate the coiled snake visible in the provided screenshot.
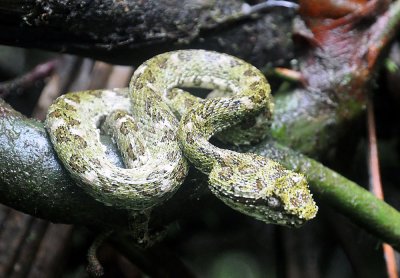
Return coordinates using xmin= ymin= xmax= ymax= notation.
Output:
xmin=45 ymin=50 xmax=317 ymax=227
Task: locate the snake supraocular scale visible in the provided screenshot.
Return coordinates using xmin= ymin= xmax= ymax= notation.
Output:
xmin=45 ymin=50 xmax=318 ymax=227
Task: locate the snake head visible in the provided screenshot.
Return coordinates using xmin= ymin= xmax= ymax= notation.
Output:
xmin=209 ymin=153 xmax=318 ymax=227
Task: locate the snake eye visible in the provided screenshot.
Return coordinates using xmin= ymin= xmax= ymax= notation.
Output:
xmin=267 ymin=196 xmax=281 ymax=208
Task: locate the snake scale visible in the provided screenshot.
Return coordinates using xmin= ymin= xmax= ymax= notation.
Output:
xmin=45 ymin=50 xmax=317 ymax=227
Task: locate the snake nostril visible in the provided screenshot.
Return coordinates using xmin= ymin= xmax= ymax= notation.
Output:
xmin=96 ymin=115 xmax=106 ymax=130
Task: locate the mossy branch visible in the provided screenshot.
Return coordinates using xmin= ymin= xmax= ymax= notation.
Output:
xmin=248 ymin=141 xmax=400 ymax=250
xmin=1 ymin=97 xmax=400 ymax=250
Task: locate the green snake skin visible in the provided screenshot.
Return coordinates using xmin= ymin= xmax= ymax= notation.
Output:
xmin=45 ymin=50 xmax=317 ymax=226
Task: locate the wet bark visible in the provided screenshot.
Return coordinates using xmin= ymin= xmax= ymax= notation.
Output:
xmin=0 ymin=0 xmax=295 ymax=67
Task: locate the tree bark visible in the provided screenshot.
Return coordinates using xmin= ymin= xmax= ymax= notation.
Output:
xmin=0 ymin=0 xmax=295 ymax=67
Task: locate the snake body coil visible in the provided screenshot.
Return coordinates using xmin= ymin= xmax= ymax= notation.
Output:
xmin=46 ymin=50 xmax=317 ymax=226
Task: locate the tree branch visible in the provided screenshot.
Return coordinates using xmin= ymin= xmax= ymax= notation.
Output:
xmin=248 ymin=141 xmax=400 ymax=250
xmin=2 ymin=95 xmax=400 ymax=249
xmin=0 ymin=0 xmax=295 ymax=67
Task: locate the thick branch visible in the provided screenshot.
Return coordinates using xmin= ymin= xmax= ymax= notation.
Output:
xmin=0 ymin=98 xmax=209 ymax=231
xmin=0 ymin=0 xmax=295 ymax=67
xmin=1 ymin=95 xmax=400 ymax=249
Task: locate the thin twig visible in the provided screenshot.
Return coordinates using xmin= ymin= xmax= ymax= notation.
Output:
xmin=367 ymin=97 xmax=399 ymax=278
xmin=0 ymin=59 xmax=58 ymax=98
xmin=249 ymin=141 xmax=400 ymax=250
xmin=241 ymin=0 xmax=299 ymax=15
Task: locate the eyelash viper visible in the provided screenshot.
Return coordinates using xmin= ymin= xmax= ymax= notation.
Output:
xmin=45 ymin=50 xmax=317 ymax=227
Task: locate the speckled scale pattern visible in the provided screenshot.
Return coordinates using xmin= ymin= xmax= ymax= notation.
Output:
xmin=46 ymin=88 xmax=188 ymax=210
xmin=46 ymin=50 xmax=317 ymax=225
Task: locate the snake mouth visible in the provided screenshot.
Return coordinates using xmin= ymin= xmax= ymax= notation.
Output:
xmin=235 ymin=196 xmax=311 ymax=227
xmin=209 ymin=186 xmax=311 ymax=227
